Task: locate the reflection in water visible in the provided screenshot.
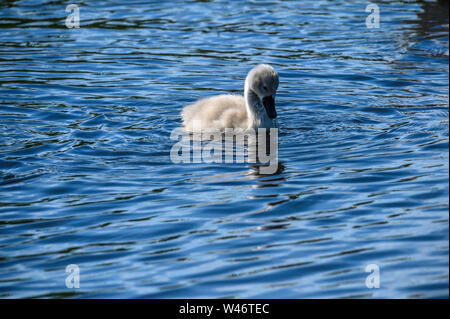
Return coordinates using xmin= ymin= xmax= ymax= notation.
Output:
xmin=417 ymin=0 xmax=449 ymax=35
xmin=248 ymin=161 xmax=286 ymax=178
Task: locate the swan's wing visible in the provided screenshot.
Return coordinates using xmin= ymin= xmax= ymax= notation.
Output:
xmin=182 ymin=95 xmax=247 ymax=131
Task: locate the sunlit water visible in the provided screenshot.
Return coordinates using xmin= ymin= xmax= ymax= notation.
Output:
xmin=0 ymin=0 xmax=448 ymax=298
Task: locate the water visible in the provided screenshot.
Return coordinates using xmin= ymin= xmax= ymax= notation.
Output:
xmin=0 ymin=0 xmax=448 ymax=299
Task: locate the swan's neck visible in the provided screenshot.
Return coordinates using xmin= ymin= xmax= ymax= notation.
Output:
xmin=244 ymin=81 xmax=274 ymax=130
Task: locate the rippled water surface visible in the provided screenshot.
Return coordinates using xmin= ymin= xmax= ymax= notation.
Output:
xmin=0 ymin=0 xmax=448 ymax=298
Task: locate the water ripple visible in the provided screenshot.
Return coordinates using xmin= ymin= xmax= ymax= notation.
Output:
xmin=0 ymin=0 xmax=448 ymax=298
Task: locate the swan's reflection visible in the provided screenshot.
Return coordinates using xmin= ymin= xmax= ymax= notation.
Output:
xmin=247 ymin=161 xmax=285 ymax=178
xmin=171 ymin=127 xmax=280 ymax=175
xmin=172 ymin=127 xmax=287 ymax=213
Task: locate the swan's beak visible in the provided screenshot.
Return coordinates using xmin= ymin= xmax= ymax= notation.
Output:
xmin=262 ymin=95 xmax=277 ymax=119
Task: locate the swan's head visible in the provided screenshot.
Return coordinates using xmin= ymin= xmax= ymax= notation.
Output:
xmin=245 ymin=64 xmax=279 ymax=119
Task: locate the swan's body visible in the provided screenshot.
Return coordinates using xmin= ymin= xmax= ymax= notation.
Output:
xmin=182 ymin=64 xmax=279 ymax=132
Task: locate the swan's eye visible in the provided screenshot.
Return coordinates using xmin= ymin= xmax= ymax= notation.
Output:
xmin=263 ymin=86 xmax=268 ymax=91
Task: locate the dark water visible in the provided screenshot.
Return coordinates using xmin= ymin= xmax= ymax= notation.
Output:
xmin=0 ymin=0 xmax=448 ymax=298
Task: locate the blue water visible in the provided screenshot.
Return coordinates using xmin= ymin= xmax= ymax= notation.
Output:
xmin=0 ymin=0 xmax=448 ymax=298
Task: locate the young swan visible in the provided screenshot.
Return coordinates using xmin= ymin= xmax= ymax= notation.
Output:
xmin=182 ymin=64 xmax=279 ymax=132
